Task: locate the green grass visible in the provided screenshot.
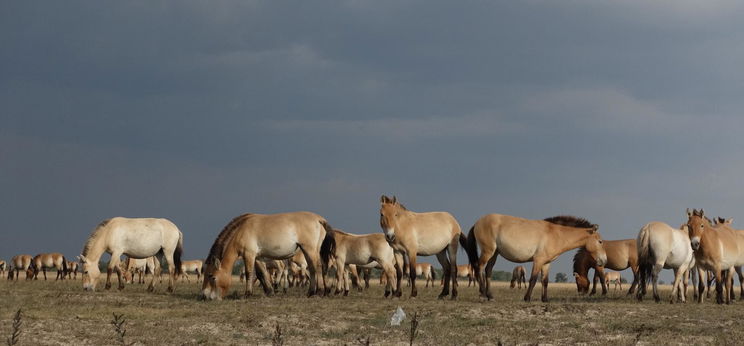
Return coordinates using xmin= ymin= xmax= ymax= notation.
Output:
xmin=0 ymin=277 xmax=739 ymax=345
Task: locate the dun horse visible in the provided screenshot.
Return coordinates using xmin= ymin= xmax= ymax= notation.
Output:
xmin=201 ymin=211 xmax=332 ymax=300
xmin=635 ymin=221 xmax=694 ymax=303
xmin=603 ymin=270 xmax=622 ymax=291
xmin=686 ymin=209 xmax=744 ymax=304
xmin=66 ymin=261 xmax=79 ymax=279
xmin=29 ymin=253 xmax=67 ymax=280
xmin=123 ymin=256 xmax=160 ymax=284
xmin=379 ymin=195 xmax=461 ymax=299
xmin=0 ymin=260 xmax=5 ymax=278
xmin=180 ymin=260 xmax=204 ymax=283
xmin=461 ymin=215 xmax=606 ymax=302
xmin=320 ymin=229 xmax=400 ymax=297
xmin=510 ymin=266 xmax=526 ymax=289
xmin=573 ymin=239 xmax=639 ymax=296
xmin=8 ymin=255 xmax=32 ymax=280
xmin=78 ymin=217 xmax=183 ymax=292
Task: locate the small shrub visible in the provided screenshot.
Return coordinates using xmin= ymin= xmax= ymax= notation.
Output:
xmin=272 ymin=322 xmax=283 ymax=346
xmin=6 ymin=308 xmax=22 ymax=346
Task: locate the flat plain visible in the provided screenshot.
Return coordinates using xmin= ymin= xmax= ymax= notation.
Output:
xmin=0 ymin=276 xmax=738 ymax=345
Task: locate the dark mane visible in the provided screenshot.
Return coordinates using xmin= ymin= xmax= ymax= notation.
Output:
xmin=205 ymin=213 xmax=253 ymax=265
xmin=544 ymin=215 xmax=595 ymax=229
xmin=572 ymin=248 xmax=592 ymax=272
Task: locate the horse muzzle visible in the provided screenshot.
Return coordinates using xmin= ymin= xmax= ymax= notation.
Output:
xmin=691 ymin=240 xmax=700 ymax=251
xmin=385 ymin=234 xmax=396 ymax=243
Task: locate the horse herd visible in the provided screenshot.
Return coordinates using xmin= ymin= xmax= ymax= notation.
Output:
xmin=2 ymin=196 xmax=741 ymax=305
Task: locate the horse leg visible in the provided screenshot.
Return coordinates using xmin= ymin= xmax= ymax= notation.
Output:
xmin=714 ymin=267 xmax=724 ymax=304
xmin=435 ymin=250 xmax=451 ymax=300
xmin=627 ymin=265 xmax=640 ymax=295
xmin=540 ymin=263 xmax=552 ymax=302
xmin=524 ymin=261 xmax=543 ymax=302
xmin=162 ymin=252 xmax=177 ymax=293
xmin=598 ymin=268 xmax=608 ymax=296
xmin=299 ymin=246 xmax=322 ymax=297
xmin=590 ymin=270 xmax=599 ymax=296
xmin=726 ymin=267 xmax=734 ymax=304
xmin=482 ymin=254 xmax=498 ymax=300
xmin=651 ymin=262 xmax=662 ymax=303
xmin=382 ymin=263 xmax=397 ymax=298
xmin=448 ymin=235 xmax=459 ymax=299
xmin=42 ymin=268 xmax=47 ymax=281
xmin=334 ymin=258 xmax=345 ymax=295
xmin=408 ymin=253 xmax=418 ymax=298
xmin=736 ymin=266 xmax=744 ymax=300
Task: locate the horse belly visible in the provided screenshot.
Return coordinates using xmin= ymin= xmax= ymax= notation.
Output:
xmin=496 ymin=238 xmax=536 ymax=263
xmin=258 ymin=235 xmax=299 ymax=260
xmin=416 ymin=232 xmax=451 ymax=256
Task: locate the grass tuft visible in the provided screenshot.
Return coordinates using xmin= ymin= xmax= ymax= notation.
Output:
xmin=110 ymin=313 xmax=130 ymax=346
xmin=6 ymin=308 xmax=22 ymax=346
xmin=272 ymin=322 xmax=283 ymax=346
xmin=409 ymin=311 xmax=420 ymax=346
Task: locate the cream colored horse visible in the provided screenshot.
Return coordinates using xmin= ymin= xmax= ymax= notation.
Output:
xmin=201 ymin=212 xmax=332 ymax=300
xmin=320 ymin=229 xmax=400 ymax=297
xmin=379 ymin=195 xmax=461 ymax=299
xmin=78 ymin=217 xmax=183 ymax=292
xmin=29 ymin=253 xmax=67 ymax=280
xmin=686 ymin=209 xmax=744 ymax=304
xmin=603 ymin=270 xmax=622 ymax=291
xmin=8 ymin=255 xmax=32 ymax=280
xmin=636 ymin=221 xmax=694 ymax=303
xmin=713 ymin=217 xmax=744 ymax=301
xmin=180 ymin=260 xmax=203 ymax=283
xmin=462 ymin=215 xmax=607 ymax=302
xmin=123 ymin=256 xmax=160 ymax=284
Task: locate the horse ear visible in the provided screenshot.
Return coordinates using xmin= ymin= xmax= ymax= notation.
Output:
xmin=78 ymin=255 xmax=87 ymax=262
xmin=700 ymin=209 xmax=705 ymax=217
xmin=589 ymin=224 xmax=599 ymax=233
xmin=728 ymin=218 xmax=734 ymax=224
xmin=686 ymin=208 xmax=692 ymax=217
xmin=392 ymin=196 xmax=397 ymax=204
xmin=380 ymin=195 xmax=389 ymax=204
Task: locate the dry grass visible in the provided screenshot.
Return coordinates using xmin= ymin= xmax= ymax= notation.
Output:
xmin=0 ymin=277 xmax=739 ymax=345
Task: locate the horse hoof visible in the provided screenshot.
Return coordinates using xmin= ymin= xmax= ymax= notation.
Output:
xmin=167 ymin=287 xmax=174 ymax=293
xmin=344 ymin=291 xmax=349 ymax=296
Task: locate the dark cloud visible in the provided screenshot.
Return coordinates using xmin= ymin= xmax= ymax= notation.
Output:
xmin=3 ymin=1 xmax=744 ymax=280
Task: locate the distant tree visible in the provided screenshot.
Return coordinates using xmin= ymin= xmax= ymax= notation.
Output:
xmin=658 ymin=280 xmax=665 ymax=285
xmin=620 ymin=277 xmax=628 ymax=284
xmin=555 ymin=272 xmax=568 ymax=283
xmin=491 ymin=271 xmax=512 ymax=281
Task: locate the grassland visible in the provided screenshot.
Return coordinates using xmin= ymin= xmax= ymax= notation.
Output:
xmin=0 ymin=276 xmax=739 ymax=345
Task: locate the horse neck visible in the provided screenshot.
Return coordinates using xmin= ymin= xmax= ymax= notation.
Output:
xmin=217 ymin=245 xmax=240 ymax=275
xmin=83 ymin=233 xmax=107 ymax=263
xmin=573 ymin=252 xmax=593 ymax=276
xmin=553 ymin=226 xmax=593 ymax=255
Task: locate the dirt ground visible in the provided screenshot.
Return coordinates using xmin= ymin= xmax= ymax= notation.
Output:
xmin=0 ymin=275 xmax=739 ymax=345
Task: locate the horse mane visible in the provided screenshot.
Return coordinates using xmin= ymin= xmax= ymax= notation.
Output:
xmin=572 ymin=248 xmax=591 ymax=272
xmin=205 ymin=213 xmax=253 ymax=265
xmin=544 ymin=215 xmax=595 ymax=229
xmin=82 ymin=219 xmax=111 ymax=256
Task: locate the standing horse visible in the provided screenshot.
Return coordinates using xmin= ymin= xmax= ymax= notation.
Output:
xmin=713 ymin=217 xmax=744 ymax=300
xmin=180 ymin=260 xmax=204 ymax=283
xmin=29 ymin=253 xmax=67 ymax=280
xmin=123 ymin=256 xmax=160 ymax=284
xmin=379 ymin=195 xmax=461 ymax=299
xmin=65 ymin=261 xmax=79 ymax=279
xmin=510 ymin=266 xmax=526 ymax=289
xmin=201 ymin=212 xmax=331 ymax=300
xmin=636 ymin=221 xmax=694 ymax=303
xmin=8 ymin=255 xmax=32 ymax=280
xmin=320 ymin=229 xmax=400 ymax=297
xmin=78 ymin=217 xmax=183 ymax=292
xmin=603 ymin=270 xmax=623 ymax=291
xmin=686 ymin=209 xmax=744 ymax=304
xmin=461 ymin=215 xmax=606 ymax=302
xmin=0 ymin=260 xmax=6 ymax=278
xmin=453 ymin=264 xmax=475 ymax=287
xmin=573 ymin=239 xmax=639 ymax=296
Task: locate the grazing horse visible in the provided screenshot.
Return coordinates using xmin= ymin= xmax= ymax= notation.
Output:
xmin=8 ymin=255 xmax=32 ymax=280
xmin=65 ymin=261 xmax=79 ymax=279
xmin=201 ymin=212 xmax=331 ymax=300
xmin=379 ymin=195 xmax=461 ymax=299
xmin=573 ymin=239 xmax=639 ymax=296
xmin=636 ymin=221 xmax=694 ymax=303
xmin=320 ymin=229 xmax=400 ymax=297
xmin=686 ymin=209 xmax=744 ymax=304
xmin=462 ymin=215 xmax=606 ymax=302
xmin=180 ymin=260 xmax=204 ymax=283
xmin=511 ymin=266 xmax=526 ymax=289
xmin=29 ymin=253 xmax=67 ymax=280
xmin=78 ymin=217 xmax=184 ymax=292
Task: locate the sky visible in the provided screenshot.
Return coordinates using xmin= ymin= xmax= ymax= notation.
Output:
xmin=3 ymin=1 xmax=744 ymax=284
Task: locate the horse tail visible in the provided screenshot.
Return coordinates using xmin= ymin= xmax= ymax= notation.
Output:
xmin=430 ymin=266 xmax=437 ymax=281
xmin=174 ymin=231 xmax=184 ymax=275
xmin=61 ymin=256 xmax=68 ymax=276
xmin=636 ymin=223 xmax=654 ymax=292
xmin=460 ymin=226 xmax=480 ymax=274
xmin=319 ymin=224 xmax=336 ymax=267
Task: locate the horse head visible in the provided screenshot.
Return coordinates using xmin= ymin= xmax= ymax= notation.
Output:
xmin=686 ymin=208 xmax=708 ymax=251
xmin=78 ymin=254 xmax=100 ymax=291
xmin=584 ymin=225 xmax=607 ymax=267
xmin=379 ymin=195 xmax=404 ymax=243
xmin=201 ymin=257 xmax=229 ymax=300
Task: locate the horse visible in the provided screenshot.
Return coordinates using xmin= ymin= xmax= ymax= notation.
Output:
xmin=510 ymin=265 xmax=526 ymax=289
xmin=122 ymin=256 xmax=160 ymax=284
xmin=0 ymin=260 xmax=6 ymax=279
xmin=201 ymin=211 xmax=332 ymax=300
xmin=29 ymin=253 xmax=67 ymax=280
xmin=461 ymin=214 xmax=606 ymax=302
xmin=320 ymin=229 xmax=400 ymax=297
xmin=65 ymin=261 xmax=79 ymax=279
xmin=379 ymin=195 xmax=461 ymax=299
xmin=180 ymin=260 xmax=204 ymax=283
xmin=78 ymin=217 xmax=183 ymax=292
xmin=288 ymin=252 xmax=310 ymax=287
xmin=686 ymin=209 xmax=744 ymax=304
xmin=603 ymin=270 xmax=622 ymax=291
xmin=452 ymin=264 xmax=475 ymax=287
xmin=714 ymin=217 xmax=744 ymax=300
xmin=635 ymin=221 xmax=694 ymax=303
xmin=402 ymin=263 xmax=436 ymax=287
xmin=573 ymin=239 xmax=639 ymax=296
xmin=8 ymin=255 xmax=32 ymax=280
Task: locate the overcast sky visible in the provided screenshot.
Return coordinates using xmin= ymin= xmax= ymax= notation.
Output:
xmin=3 ymin=1 xmax=744 ymax=283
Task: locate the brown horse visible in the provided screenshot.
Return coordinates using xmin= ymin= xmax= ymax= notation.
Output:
xmin=714 ymin=217 xmax=744 ymax=300
xmin=572 ymin=239 xmax=639 ymax=296
xmin=180 ymin=260 xmax=204 ymax=283
xmin=453 ymin=264 xmax=475 ymax=287
xmin=462 ymin=215 xmax=606 ymax=302
xmin=320 ymin=229 xmax=400 ymax=297
xmin=379 ymin=195 xmax=461 ymax=299
xmin=65 ymin=261 xmax=79 ymax=279
xmin=201 ymin=211 xmax=332 ymax=300
xmin=29 ymin=253 xmax=67 ymax=280
xmin=8 ymin=255 xmax=32 ymax=280
xmin=686 ymin=209 xmax=744 ymax=304
xmin=510 ymin=265 xmax=526 ymax=289
xmin=0 ymin=260 xmax=6 ymax=279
